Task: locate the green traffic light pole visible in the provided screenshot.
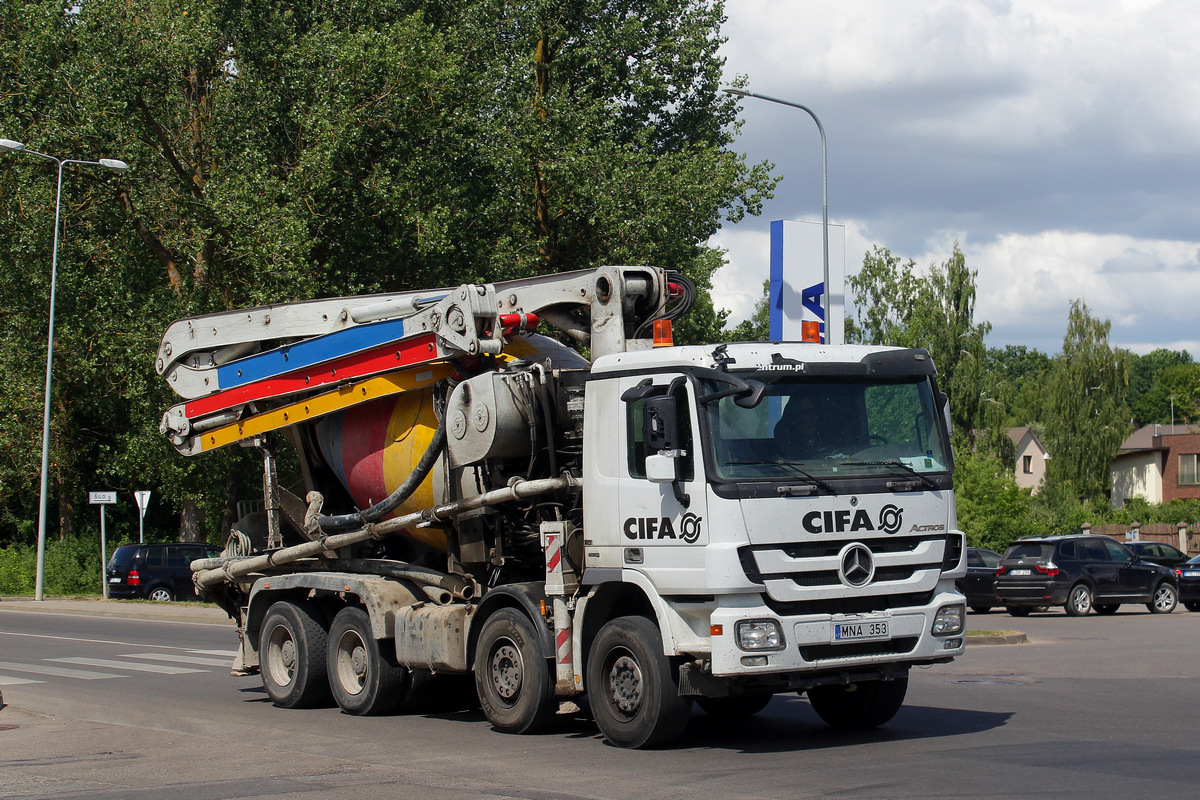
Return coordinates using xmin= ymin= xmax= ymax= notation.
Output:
xmin=0 ymin=138 xmax=129 ymax=600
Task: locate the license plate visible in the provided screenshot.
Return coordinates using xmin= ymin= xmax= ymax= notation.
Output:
xmin=833 ymin=620 xmax=890 ymax=642
xmin=1185 ymin=571 xmax=1200 ymax=578
xmin=1010 ymin=568 xmax=1031 ymax=576
xmin=109 ymin=577 xmax=121 ymax=583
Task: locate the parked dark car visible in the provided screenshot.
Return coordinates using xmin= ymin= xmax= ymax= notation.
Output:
xmin=1177 ymin=554 xmax=1200 ymax=612
xmin=957 ymin=547 xmax=1003 ymax=613
xmin=995 ymin=534 xmax=1179 ymax=617
xmin=106 ymin=542 xmax=221 ymax=601
xmin=1126 ymin=540 xmax=1190 ymax=569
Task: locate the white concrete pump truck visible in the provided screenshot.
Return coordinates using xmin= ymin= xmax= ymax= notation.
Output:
xmin=158 ymin=265 xmax=966 ymax=748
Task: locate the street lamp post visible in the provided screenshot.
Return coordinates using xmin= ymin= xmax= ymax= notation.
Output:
xmin=0 ymin=138 xmax=128 ymax=601
xmin=721 ymin=88 xmax=831 ymax=342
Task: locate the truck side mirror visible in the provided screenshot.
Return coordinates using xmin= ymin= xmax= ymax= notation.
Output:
xmin=645 ymin=453 xmax=678 ymax=483
xmin=644 ymin=395 xmax=680 ymax=452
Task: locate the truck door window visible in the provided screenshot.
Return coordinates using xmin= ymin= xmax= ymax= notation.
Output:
xmin=627 ymin=387 xmax=693 ymax=481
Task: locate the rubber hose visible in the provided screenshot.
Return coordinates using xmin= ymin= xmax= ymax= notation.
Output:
xmin=316 ymin=412 xmax=447 ymax=533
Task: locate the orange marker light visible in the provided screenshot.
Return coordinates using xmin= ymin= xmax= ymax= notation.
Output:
xmin=710 ymin=624 xmax=724 ymax=636
xmin=653 ymin=319 xmax=674 ymax=347
xmin=801 ymin=320 xmax=821 ymax=343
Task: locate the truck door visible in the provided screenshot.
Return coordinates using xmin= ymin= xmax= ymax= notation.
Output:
xmin=616 ymin=376 xmax=707 ymax=592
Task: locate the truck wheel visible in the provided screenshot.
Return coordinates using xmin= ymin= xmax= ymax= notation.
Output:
xmin=696 ymin=693 xmax=773 ymax=719
xmin=1148 ymin=582 xmax=1178 ymax=614
xmin=259 ymin=601 xmax=330 ymax=708
xmin=586 ymin=615 xmax=692 ymax=749
xmin=806 ymin=676 xmax=908 ymax=730
xmin=474 ymin=608 xmax=556 ymax=734
xmin=1065 ymin=583 xmax=1092 ymax=616
xmin=327 ymin=606 xmax=408 ymax=715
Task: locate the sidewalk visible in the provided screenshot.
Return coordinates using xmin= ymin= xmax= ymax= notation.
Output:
xmin=0 ymin=597 xmax=231 ymax=625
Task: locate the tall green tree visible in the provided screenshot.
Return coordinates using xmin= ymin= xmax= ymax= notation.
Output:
xmin=1130 ymin=350 xmax=1197 ymax=425
xmin=846 ymin=243 xmax=991 ymax=446
xmin=1042 ymin=300 xmax=1132 ymax=503
xmin=0 ymin=0 xmax=774 ymax=543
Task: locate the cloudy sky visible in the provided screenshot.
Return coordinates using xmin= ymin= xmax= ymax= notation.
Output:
xmin=712 ymin=0 xmax=1200 ymax=357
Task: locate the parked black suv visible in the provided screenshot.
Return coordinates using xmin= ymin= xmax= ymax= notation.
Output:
xmin=995 ymin=535 xmax=1179 ymax=617
xmin=106 ymin=542 xmax=221 ymax=601
xmin=957 ymin=547 xmax=1003 ymax=613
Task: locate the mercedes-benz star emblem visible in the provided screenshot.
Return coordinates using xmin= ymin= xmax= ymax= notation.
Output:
xmin=838 ymin=543 xmax=875 ymax=588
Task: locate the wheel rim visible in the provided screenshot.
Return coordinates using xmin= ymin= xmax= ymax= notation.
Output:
xmin=607 ymin=650 xmax=644 ymax=718
xmin=1073 ymin=587 xmax=1091 ymax=613
xmin=334 ymin=629 xmax=369 ymax=696
xmin=489 ymin=637 xmax=524 ymax=707
xmin=266 ymin=624 xmax=297 ymax=687
xmin=150 ymin=589 xmax=170 ymax=602
xmin=1154 ymin=586 xmax=1175 ymax=611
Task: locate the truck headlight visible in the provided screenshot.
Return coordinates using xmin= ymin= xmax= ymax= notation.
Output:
xmin=932 ymin=604 xmax=964 ymax=636
xmin=735 ymin=619 xmax=785 ymax=651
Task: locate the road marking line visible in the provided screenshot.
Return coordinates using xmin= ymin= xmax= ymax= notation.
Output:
xmin=48 ymin=657 xmax=204 ymax=675
xmin=0 ymin=661 xmax=121 ymax=680
xmin=125 ymin=652 xmax=232 ymax=667
xmin=188 ymin=649 xmax=238 ymax=657
xmin=0 ymin=674 xmax=43 ymax=686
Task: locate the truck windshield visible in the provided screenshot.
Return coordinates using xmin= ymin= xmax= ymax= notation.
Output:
xmin=702 ymin=374 xmax=950 ymax=482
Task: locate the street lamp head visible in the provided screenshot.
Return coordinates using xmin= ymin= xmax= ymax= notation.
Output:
xmin=721 ymin=87 xmax=750 ymax=98
xmin=99 ymin=158 xmax=129 ymax=174
xmin=0 ymin=138 xmax=27 ymax=153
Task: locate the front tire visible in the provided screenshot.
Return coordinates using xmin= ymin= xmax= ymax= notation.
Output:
xmin=327 ymin=606 xmax=408 ymax=715
xmin=1065 ymin=583 xmax=1093 ymax=616
xmin=806 ymin=676 xmax=909 ymax=730
xmin=474 ymin=608 xmax=556 ymax=734
xmin=259 ymin=601 xmax=330 ymax=708
xmin=586 ymin=615 xmax=693 ymax=749
xmin=1148 ymin=582 xmax=1178 ymax=614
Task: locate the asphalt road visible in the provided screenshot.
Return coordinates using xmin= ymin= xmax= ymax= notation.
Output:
xmin=2 ymin=600 xmax=1199 ymax=800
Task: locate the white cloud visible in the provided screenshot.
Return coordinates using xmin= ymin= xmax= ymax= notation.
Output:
xmin=715 ymin=2 xmax=1200 ymax=358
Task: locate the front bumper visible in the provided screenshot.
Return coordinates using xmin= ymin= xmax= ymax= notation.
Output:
xmin=706 ymin=590 xmax=965 ymax=678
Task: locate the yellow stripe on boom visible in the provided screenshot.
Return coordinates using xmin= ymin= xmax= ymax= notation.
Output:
xmin=199 ymin=365 xmax=454 ymax=452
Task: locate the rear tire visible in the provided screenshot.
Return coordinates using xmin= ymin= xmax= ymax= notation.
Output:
xmin=1065 ymin=584 xmax=1092 ymax=616
xmin=474 ymin=608 xmax=556 ymax=734
xmin=1006 ymin=606 xmax=1032 ymax=617
xmin=1148 ymin=582 xmax=1178 ymax=614
xmin=587 ymin=615 xmax=693 ymax=749
xmin=327 ymin=606 xmax=408 ymax=715
xmin=259 ymin=601 xmax=330 ymax=708
xmin=696 ymin=693 xmax=773 ymax=719
xmin=806 ymin=676 xmax=909 ymax=730
xmin=147 ymin=586 xmax=174 ymax=602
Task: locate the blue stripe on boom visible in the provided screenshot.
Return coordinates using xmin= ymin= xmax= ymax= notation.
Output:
xmin=215 ymin=318 xmax=407 ymax=390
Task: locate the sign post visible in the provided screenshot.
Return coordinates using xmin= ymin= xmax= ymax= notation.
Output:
xmin=134 ymin=490 xmax=152 ymax=544
xmin=89 ymin=491 xmax=117 ymax=599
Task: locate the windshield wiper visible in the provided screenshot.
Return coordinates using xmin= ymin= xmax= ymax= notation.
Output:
xmin=728 ymin=461 xmax=838 ymax=495
xmin=840 ymin=460 xmax=939 ymax=490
